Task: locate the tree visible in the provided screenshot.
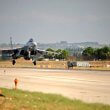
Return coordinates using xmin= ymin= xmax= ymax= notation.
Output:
xmin=44 ymin=48 xmax=69 ymax=60
xmin=44 ymin=48 xmax=55 ymax=59
xmin=61 ymin=50 xmax=69 ymax=59
xmin=54 ymin=49 xmax=62 ymax=59
xmin=94 ymin=46 xmax=110 ymax=60
xmin=83 ymin=46 xmax=110 ymax=61
xmin=55 ymin=49 xmax=69 ymax=60
xmin=46 ymin=48 xmax=54 ymax=52
xmin=82 ymin=47 xmax=94 ymax=60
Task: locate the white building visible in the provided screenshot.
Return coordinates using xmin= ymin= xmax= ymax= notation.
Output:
xmin=76 ymin=61 xmax=90 ymax=67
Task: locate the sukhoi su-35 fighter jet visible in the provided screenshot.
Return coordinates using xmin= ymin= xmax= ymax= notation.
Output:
xmin=3 ymin=38 xmax=57 ymax=65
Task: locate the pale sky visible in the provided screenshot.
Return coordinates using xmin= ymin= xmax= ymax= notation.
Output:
xmin=0 ymin=0 xmax=110 ymax=44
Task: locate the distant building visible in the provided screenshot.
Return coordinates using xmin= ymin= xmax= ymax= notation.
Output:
xmin=60 ymin=41 xmax=67 ymax=44
xmin=1 ymin=50 xmax=12 ymax=60
xmin=67 ymin=61 xmax=90 ymax=68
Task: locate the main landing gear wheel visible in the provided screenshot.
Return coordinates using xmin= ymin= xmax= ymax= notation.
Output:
xmin=33 ymin=61 xmax=36 ymax=65
xmin=12 ymin=60 xmax=16 ymax=65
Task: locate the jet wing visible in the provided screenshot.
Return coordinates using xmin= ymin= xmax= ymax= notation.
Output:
xmin=36 ymin=49 xmax=58 ymax=55
xmin=36 ymin=49 xmax=60 ymax=57
xmin=1 ymin=48 xmax=22 ymax=58
xmin=36 ymin=49 xmax=48 ymax=55
xmin=2 ymin=48 xmax=22 ymax=54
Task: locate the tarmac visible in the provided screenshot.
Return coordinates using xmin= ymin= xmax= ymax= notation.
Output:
xmin=0 ymin=68 xmax=110 ymax=105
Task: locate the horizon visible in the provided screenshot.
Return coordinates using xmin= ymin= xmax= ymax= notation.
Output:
xmin=0 ymin=39 xmax=108 ymax=45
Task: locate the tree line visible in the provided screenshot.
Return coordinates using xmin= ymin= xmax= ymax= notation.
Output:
xmin=82 ymin=46 xmax=110 ymax=60
xmin=44 ymin=48 xmax=69 ymax=60
xmin=43 ymin=46 xmax=110 ymax=61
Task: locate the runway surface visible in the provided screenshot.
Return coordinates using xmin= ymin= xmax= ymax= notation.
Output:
xmin=0 ymin=68 xmax=110 ymax=104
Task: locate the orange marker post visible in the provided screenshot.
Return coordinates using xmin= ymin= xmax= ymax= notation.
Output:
xmin=14 ymin=78 xmax=18 ymax=90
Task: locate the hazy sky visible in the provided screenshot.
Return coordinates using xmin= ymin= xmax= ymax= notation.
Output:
xmin=0 ymin=0 xmax=110 ymax=44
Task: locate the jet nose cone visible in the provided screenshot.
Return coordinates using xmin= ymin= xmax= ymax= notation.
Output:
xmin=33 ymin=42 xmax=37 ymax=46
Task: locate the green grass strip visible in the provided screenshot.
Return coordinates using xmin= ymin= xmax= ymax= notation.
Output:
xmin=0 ymin=88 xmax=110 ymax=110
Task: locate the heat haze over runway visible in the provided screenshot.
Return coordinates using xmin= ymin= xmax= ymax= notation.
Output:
xmin=0 ymin=68 xmax=110 ymax=104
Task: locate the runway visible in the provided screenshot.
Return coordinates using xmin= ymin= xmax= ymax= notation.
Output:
xmin=0 ymin=68 xmax=110 ymax=104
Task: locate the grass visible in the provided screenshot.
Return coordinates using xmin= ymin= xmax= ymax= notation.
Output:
xmin=0 ymin=88 xmax=110 ymax=110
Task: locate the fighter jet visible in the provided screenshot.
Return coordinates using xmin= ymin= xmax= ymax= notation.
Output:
xmin=2 ymin=38 xmax=57 ymax=65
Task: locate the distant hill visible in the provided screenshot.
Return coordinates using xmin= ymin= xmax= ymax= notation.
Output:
xmin=37 ymin=41 xmax=104 ymax=50
xmin=0 ymin=41 xmax=107 ymax=50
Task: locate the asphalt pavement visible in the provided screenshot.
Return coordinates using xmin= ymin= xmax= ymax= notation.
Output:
xmin=0 ymin=68 xmax=110 ymax=104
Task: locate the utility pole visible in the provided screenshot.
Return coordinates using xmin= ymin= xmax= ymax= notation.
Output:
xmin=10 ymin=37 xmax=13 ymax=49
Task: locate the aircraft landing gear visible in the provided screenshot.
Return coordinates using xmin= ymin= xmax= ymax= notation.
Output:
xmin=33 ymin=61 xmax=36 ymax=65
xmin=12 ymin=60 xmax=16 ymax=65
